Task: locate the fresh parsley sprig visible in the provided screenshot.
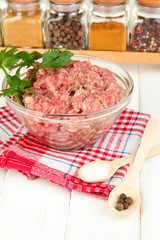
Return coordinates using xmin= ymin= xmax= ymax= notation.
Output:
xmin=0 ymin=47 xmax=73 ymax=105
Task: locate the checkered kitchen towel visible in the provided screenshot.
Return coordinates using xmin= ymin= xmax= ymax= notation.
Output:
xmin=0 ymin=106 xmax=150 ymax=199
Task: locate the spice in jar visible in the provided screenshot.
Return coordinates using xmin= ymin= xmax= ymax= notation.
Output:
xmin=45 ymin=0 xmax=86 ymax=50
xmin=3 ymin=0 xmax=44 ymax=48
xmin=0 ymin=30 xmax=2 ymax=46
xmin=131 ymin=0 xmax=160 ymax=52
xmin=131 ymin=17 xmax=160 ymax=52
xmin=0 ymin=28 xmax=2 ymax=47
xmin=0 ymin=6 xmax=4 ymax=46
xmin=115 ymin=193 xmax=133 ymax=211
xmin=88 ymin=0 xmax=128 ymax=51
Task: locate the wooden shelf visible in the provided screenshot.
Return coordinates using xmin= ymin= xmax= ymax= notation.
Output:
xmin=71 ymin=50 xmax=160 ymax=65
xmin=1 ymin=47 xmax=160 ymax=64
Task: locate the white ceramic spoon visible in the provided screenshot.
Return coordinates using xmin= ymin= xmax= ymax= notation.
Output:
xmin=108 ymin=118 xmax=159 ymax=216
xmin=78 ymin=144 xmax=160 ymax=183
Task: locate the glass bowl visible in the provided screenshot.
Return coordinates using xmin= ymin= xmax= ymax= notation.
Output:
xmin=2 ymin=54 xmax=134 ymax=151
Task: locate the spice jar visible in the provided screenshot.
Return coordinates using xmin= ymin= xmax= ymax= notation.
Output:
xmin=88 ymin=0 xmax=128 ymax=51
xmin=44 ymin=0 xmax=87 ymax=49
xmin=0 ymin=30 xmax=2 ymax=46
xmin=0 ymin=8 xmax=3 ymax=46
xmin=3 ymin=0 xmax=44 ymax=48
xmin=131 ymin=0 xmax=160 ymax=52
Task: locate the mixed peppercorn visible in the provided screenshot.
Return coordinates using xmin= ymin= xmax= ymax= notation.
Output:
xmin=131 ymin=16 xmax=160 ymax=52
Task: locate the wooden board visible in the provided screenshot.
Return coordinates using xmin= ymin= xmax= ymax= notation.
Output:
xmin=0 ymin=47 xmax=160 ymax=64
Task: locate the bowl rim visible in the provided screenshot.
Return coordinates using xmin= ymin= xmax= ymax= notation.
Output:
xmin=2 ymin=54 xmax=134 ymax=117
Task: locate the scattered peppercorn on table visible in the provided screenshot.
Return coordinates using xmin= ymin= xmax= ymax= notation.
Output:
xmin=0 ymin=47 xmax=160 ymax=240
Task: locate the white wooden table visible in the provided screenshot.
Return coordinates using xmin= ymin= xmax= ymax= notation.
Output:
xmin=0 ymin=63 xmax=160 ymax=240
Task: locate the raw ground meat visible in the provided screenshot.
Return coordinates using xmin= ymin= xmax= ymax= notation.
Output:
xmin=22 ymin=60 xmax=126 ymax=114
xmin=18 ymin=60 xmax=127 ymax=150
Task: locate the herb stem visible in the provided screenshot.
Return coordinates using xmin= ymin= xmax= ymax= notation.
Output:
xmin=1 ymin=65 xmax=9 ymax=77
xmin=15 ymin=95 xmax=23 ymax=106
xmin=28 ymin=66 xmax=40 ymax=83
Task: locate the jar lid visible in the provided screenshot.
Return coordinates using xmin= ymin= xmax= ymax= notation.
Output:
xmin=136 ymin=0 xmax=160 ymax=6
xmin=8 ymin=0 xmax=38 ymax=3
xmin=92 ymin=0 xmax=127 ymax=5
xmin=50 ymin=0 xmax=80 ymax=4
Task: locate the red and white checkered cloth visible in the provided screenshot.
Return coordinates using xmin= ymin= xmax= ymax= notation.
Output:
xmin=0 ymin=106 xmax=150 ymax=199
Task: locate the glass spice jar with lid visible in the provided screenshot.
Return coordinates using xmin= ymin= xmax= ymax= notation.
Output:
xmin=44 ymin=0 xmax=87 ymax=49
xmin=0 ymin=28 xmax=2 ymax=46
xmin=88 ymin=0 xmax=128 ymax=51
xmin=131 ymin=0 xmax=160 ymax=52
xmin=3 ymin=0 xmax=44 ymax=48
xmin=0 ymin=7 xmax=3 ymax=46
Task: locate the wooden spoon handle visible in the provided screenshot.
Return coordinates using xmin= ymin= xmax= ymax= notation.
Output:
xmin=109 ymin=144 xmax=160 ymax=169
xmin=128 ymin=118 xmax=159 ymax=182
xmin=147 ymin=144 xmax=160 ymax=157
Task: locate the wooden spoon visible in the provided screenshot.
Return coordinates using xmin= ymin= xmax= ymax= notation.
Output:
xmin=78 ymin=144 xmax=160 ymax=183
xmin=108 ymin=118 xmax=159 ymax=216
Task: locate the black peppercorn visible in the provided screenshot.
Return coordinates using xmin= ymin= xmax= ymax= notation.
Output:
xmin=117 ymin=198 xmax=124 ymax=204
xmin=46 ymin=7 xmax=86 ymax=50
xmin=115 ymin=194 xmax=133 ymax=211
xmin=119 ymin=193 xmax=126 ymax=200
xmin=123 ymin=202 xmax=129 ymax=210
xmin=125 ymin=197 xmax=133 ymax=206
xmin=116 ymin=203 xmax=124 ymax=211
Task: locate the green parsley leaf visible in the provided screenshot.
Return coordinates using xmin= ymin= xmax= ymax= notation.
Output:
xmin=15 ymin=50 xmax=42 ymax=77
xmin=15 ymin=50 xmax=42 ymax=68
xmin=39 ymin=49 xmax=73 ymax=69
xmin=31 ymin=51 xmax=43 ymax=61
xmin=0 ymin=88 xmax=20 ymax=97
xmin=0 ymin=47 xmax=19 ymax=70
xmin=15 ymin=51 xmax=34 ymax=67
xmin=6 ymin=75 xmax=31 ymax=89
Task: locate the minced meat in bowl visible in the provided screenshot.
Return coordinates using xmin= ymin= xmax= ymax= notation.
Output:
xmin=3 ymin=55 xmax=134 ymax=151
